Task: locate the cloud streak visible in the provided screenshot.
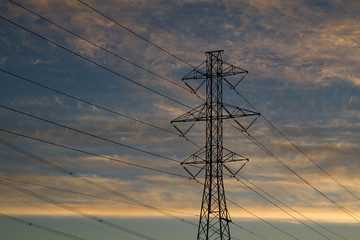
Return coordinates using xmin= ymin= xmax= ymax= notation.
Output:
xmin=0 ymin=3 xmax=359 ymax=240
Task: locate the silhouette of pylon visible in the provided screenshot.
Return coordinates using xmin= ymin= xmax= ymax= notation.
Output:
xmin=172 ymin=50 xmax=259 ymax=240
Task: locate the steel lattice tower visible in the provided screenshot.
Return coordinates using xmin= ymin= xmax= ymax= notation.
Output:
xmin=172 ymin=50 xmax=259 ymax=240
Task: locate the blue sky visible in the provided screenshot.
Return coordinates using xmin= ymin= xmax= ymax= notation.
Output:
xmin=1 ymin=0 xmax=360 ymax=239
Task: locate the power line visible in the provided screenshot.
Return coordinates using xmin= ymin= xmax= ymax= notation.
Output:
xmin=0 ymin=68 xmax=201 ymax=149
xmin=1 ymin=188 xmax=135 ymax=240
xmin=0 ymin=133 xmax=271 ymax=240
xmin=169 ymin=49 xmax=318 ymax=240
xmin=219 ymin=135 xmax=349 ymax=240
xmin=232 ymin=175 xmax=332 ymax=240
xmin=1 ymin=177 xmax=266 ymax=240
xmin=0 ymin=62 xmax=348 ymax=240
xmin=226 ymin=198 xmax=301 ymax=240
xmin=1 ymin=67 xmax=339 ymax=238
xmin=0 ymin=74 xmax=344 ymax=236
xmin=221 ymin=174 xmax=348 ymax=240
xmin=236 ymin=174 xmax=349 ymax=240
xmin=1 ymin=5 xmax=352 ymax=238
xmin=0 ymin=103 xmax=182 ymax=165
xmin=0 ymin=139 xmax=268 ymax=239
xmin=201 ymin=51 xmax=357 ymax=215
xmin=229 ymin=87 xmax=360 ymax=202
xmin=0 ymin=214 xmax=89 ymax=240
xmin=91 ymin=3 xmax=360 ymax=220
xmin=2 ymin=52 xmax=268 ymax=238
xmin=188 ymin=178 xmax=297 ymax=240
xmin=224 ymin=116 xmax=360 ymax=224
xmin=0 ymin=68 xmax=176 ymax=136
xmin=0 ymin=138 xmax=196 ymax=226
xmin=0 ymin=130 xmax=186 ymax=179
xmin=0 ymin=14 xmax=203 ymax=155
xmin=242 ymin=127 xmax=360 ymax=223
xmin=187 ymin=53 xmax=360 ymax=227
xmin=8 ymin=0 xmax=197 ymax=96
xmin=189 ymin=178 xmax=275 ymax=240
xmin=10 ymin=0 xmax=356 ymax=220
xmin=231 ymin=222 xmax=267 ymax=240
xmin=84 ymin=0 xmax=360 ymax=213
xmin=0 ymin=176 xmax=197 ymax=218
xmin=1 ymin=173 xmax=268 ymax=240
xmin=0 ymin=66 xmax=348 ymax=240
xmin=0 ymin=14 xmax=191 ymax=109
xmin=2 ymin=123 xmax=352 ymax=238
xmin=0 ymin=3 xmax=336 ymax=240
xmin=133 ymin=3 xmax=360 ymax=222
xmin=76 ymin=0 xmax=195 ymax=69
xmin=0 ymin=179 xmax=158 ymax=240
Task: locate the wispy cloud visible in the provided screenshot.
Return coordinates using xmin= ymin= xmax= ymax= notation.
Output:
xmin=1 ymin=0 xmax=359 ymax=230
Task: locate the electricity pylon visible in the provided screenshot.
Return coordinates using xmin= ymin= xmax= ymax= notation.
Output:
xmin=171 ymin=50 xmax=259 ymax=240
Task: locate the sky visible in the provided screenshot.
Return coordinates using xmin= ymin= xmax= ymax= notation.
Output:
xmin=0 ymin=0 xmax=360 ymax=239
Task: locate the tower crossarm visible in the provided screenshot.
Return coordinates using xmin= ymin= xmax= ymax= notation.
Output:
xmin=222 ymin=61 xmax=249 ymax=90
xmin=222 ymin=61 xmax=248 ymax=76
xmin=170 ymin=103 xmax=259 ymax=123
xmin=170 ymin=104 xmax=207 ymax=123
xmin=223 ymin=103 xmax=260 ymax=119
xmin=182 ymin=61 xmax=207 ymax=80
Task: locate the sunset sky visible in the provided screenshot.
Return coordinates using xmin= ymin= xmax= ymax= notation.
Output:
xmin=1 ymin=0 xmax=360 ymax=239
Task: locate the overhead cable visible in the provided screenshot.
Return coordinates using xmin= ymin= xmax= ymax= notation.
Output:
xmin=76 ymin=0 xmax=195 ymax=69
xmin=1 ymin=67 xmax=335 ymax=238
xmin=0 ymin=103 xmax=182 ymax=165
xmin=0 ymin=138 xmax=195 ymax=225
xmin=0 ymin=132 xmax=271 ymax=240
xmin=0 ymin=179 xmax=158 ymax=240
xmin=67 ymin=0 xmax=360 ymax=210
xmin=0 ymin=130 xmax=186 ymax=178
xmin=0 ymin=176 xmax=197 ymax=218
xmin=242 ymin=128 xmax=360 ymax=223
xmin=236 ymin=174 xmax=349 ymax=240
xmin=0 ymin=214 xmax=88 ymax=240
xmin=0 ymin=140 xmax=266 ymax=237
xmin=229 ymin=85 xmax=360 ymax=203
xmin=227 ymin=198 xmax=301 ymax=240
xmin=8 ymin=0 xmax=196 ymax=95
xmin=0 ymin=68 xmax=200 ymax=148
xmin=1 ymin=5 xmax=352 ymax=238
xmin=0 ymin=15 xmax=191 ymax=109
xmin=232 ymin=175 xmax=332 ymax=240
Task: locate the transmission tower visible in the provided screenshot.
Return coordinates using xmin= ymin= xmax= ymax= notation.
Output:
xmin=172 ymin=50 xmax=259 ymax=240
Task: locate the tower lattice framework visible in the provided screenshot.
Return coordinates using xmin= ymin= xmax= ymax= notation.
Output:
xmin=172 ymin=50 xmax=259 ymax=240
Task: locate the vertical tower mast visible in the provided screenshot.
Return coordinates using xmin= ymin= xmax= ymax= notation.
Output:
xmin=201 ymin=50 xmax=229 ymax=239
xmin=172 ymin=50 xmax=259 ymax=240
